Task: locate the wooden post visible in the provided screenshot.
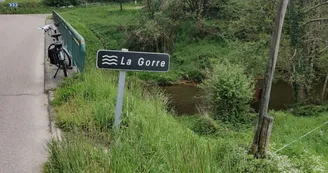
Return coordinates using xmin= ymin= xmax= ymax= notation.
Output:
xmin=251 ymin=0 xmax=289 ymax=155
xmin=255 ymin=116 xmax=274 ymax=158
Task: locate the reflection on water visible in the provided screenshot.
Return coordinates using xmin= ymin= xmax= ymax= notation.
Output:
xmin=251 ymin=80 xmax=294 ymax=111
xmin=161 ymin=80 xmax=328 ymax=115
xmin=162 ymin=84 xmax=202 ymax=115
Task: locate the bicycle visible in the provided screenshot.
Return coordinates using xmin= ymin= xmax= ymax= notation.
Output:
xmin=39 ymin=22 xmax=72 ymax=78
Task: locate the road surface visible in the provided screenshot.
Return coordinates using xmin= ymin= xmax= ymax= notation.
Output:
xmin=0 ymin=15 xmax=50 ymax=173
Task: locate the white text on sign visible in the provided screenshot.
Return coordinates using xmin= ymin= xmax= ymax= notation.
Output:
xmin=119 ymin=57 xmax=166 ymax=68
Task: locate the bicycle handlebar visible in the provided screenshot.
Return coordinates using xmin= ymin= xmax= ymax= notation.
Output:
xmin=38 ymin=23 xmax=59 ymax=38
xmin=38 ymin=23 xmax=60 ymax=32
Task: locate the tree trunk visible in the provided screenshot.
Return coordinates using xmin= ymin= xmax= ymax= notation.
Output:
xmin=251 ymin=0 xmax=289 ymax=155
xmin=321 ymin=75 xmax=328 ymax=101
xmin=297 ymin=84 xmax=306 ymax=101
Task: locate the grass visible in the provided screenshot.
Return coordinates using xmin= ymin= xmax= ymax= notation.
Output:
xmin=60 ymin=5 xmax=138 ymax=50
xmin=44 ymin=71 xmax=271 ymax=172
xmin=271 ymin=111 xmax=328 ymax=160
xmin=46 ymin=78 xmax=328 ymax=172
xmin=43 ymin=4 xmax=328 ymax=173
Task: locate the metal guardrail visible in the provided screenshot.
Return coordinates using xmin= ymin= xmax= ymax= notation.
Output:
xmin=52 ymin=10 xmax=86 ymax=72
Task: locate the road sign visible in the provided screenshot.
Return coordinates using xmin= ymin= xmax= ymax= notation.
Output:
xmin=97 ymin=49 xmax=170 ymax=130
xmin=97 ymin=50 xmax=170 ymax=72
xmin=9 ymin=2 xmax=18 ymax=7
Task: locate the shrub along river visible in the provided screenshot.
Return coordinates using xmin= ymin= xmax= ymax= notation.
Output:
xmin=161 ymin=79 xmax=328 ymax=115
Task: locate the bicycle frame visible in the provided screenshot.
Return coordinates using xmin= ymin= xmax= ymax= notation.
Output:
xmin=40 ymin=23 xmax=71 ymax=78
xmin=47 ymin=27 xmax=71 ymax=62
xmin=58 ymin=49 xmax=64 ymax=61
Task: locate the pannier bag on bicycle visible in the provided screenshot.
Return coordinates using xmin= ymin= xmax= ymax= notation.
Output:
xmin=48 ymin=46 xmax=58 ymax=65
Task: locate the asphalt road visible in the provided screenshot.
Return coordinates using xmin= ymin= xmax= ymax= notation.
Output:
xmin=0 ymin=15 xmax=50 ymax=173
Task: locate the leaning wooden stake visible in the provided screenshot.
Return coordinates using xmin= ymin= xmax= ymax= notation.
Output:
xmin=250 ymin=0 xmax=289 ymax=156
xmin=255 ymin=116 xmax=274 ymax=158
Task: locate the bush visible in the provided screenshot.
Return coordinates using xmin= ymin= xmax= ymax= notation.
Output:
xmin=290 ymin=104 xmax=328 ymax=117
xmin=201 ymin=61 xmax=254 ymax=124
xmin=0 ymin=2 xmax=49 ymax=14
xmin=216 ymin=144 xmax=282 ymax=173
xmin=125 ymin=11 xmax=177 ymax=53
xmin=191 ymin=116 xmax=219 ymax=135
xmin=42 ymin=0 xmax=81 ymax=7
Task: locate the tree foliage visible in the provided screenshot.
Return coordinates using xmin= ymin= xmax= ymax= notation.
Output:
xmin=127 ymin=0 xmax=328 ymax=103
xmin=276 ymin=0 xmax=328 ymax=103
xmin=42 ymin=0 xmax=82 ymax=6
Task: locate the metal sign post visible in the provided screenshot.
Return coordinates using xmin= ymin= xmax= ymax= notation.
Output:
xmin=113 ymin=49 xmax=128 ymax=129
xmin=96 ymin=49 xmax=170 ymax=129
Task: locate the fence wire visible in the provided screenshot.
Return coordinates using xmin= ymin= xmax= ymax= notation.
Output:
xmin=274 ymin=120 xmax=328 ymax=153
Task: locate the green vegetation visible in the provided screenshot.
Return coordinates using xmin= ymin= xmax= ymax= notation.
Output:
xmin=45 ymin=77 xmax=328 ymax=172
xmin=42 ymin=0 xmax=80 ymax=7
xmin=272 ymin=112 xmax=328 ymax=163
xmin=289 ymin=102 xmax=328 ymax=117
xmin=2 ymin=0 xmax=41 ymax=2
xmin=123 ymin=0 xmax=270 ymax=84
xmin=0 ymin=0 xmax=130 ymax=14
xmin=43 ymin=1 xmax=328 ymax=173
xmin=58 ymin=2 xmax=268 ymax=84
xmin=0 ymin=2 xmax=51 ymax=14
xmin=200 ymin=62 xmax=255 ymax=124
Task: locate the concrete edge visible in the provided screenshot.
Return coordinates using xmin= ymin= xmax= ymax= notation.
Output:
xmin=47 ymin=91 xmax=62 ymax=141
xmin=44 ymin=17 xmax=62 ymax=141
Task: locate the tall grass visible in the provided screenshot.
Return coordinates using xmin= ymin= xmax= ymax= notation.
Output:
xmin=271 ymin=111 xmax=328 ymax=161
xmin=47 ymin=70 xmax=225 ymax=172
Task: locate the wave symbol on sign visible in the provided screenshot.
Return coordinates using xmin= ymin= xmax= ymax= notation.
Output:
xmin=102 ymin=55 xmax=118 ymax=65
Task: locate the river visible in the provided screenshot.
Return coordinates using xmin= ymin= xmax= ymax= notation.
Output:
xmin=161 ymin=79 xmax=327 ymax=115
